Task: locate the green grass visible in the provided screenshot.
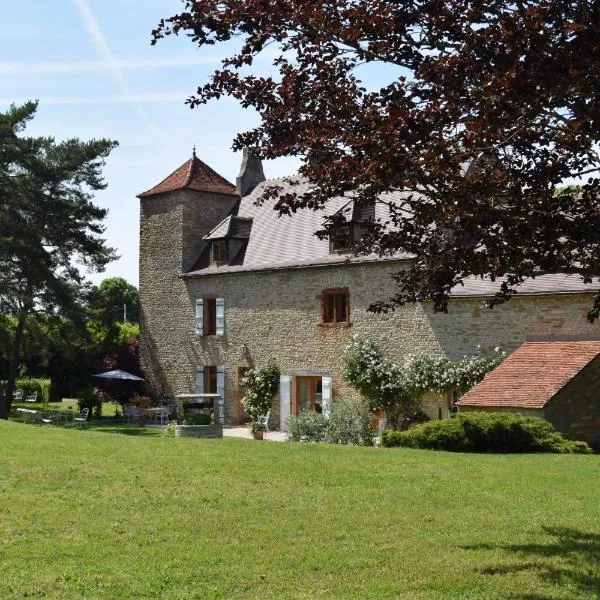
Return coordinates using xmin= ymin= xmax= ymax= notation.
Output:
xmin=0 ymin=421 xmax=599 ymax=599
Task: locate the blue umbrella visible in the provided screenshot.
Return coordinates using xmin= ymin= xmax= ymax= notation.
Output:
xmin=93 ymin=370 xmax=144 ymax=381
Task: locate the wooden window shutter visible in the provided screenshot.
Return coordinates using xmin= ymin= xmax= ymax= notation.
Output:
xmin=216 ymin=365 xmax=225 ymax=423
xmin=321 ymin=376 xmax=332 ymax=418
xmin=195 ymin=366 xmax=205 ymax=395
xmin=279 ymin=374 xmax=292 ymax=431
xmin=215 ymin=298 xmax=225 ymax=336
xmin=195 ymin=298 xmax=204 ymax=335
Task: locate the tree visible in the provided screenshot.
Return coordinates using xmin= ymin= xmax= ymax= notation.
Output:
xmin=92 ymin=277 xmax=139 ymax=324
xmin=154 ymin=1 xmax=600 ymax=319
xmin=0 ymin=102 xmax=118 ymax=418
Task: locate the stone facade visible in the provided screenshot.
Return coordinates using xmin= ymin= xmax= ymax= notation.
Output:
xmin=138 ymin=176 xmax=600 ymax=431
xmin=544 ymin=356 xmax=600 ymax=448
xmin=139 ymin=189 xmax=600 ymax=424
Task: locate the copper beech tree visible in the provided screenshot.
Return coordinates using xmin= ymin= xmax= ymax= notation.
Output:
xmin=154 ymin=1 xmax=600 ymax=318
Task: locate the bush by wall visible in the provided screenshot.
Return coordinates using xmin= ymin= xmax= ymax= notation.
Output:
xmin=381 ymin=412 xmax=592 ymax=454
xmin=328 ymin=397 xmax=375 ymax=446
xmin=0 ymin=377 xmax=51 ymax=403
xmin=286 ymin=397 xmax=375 ymax=446
xmin=287 ymin=410 xmax=329 ymax=442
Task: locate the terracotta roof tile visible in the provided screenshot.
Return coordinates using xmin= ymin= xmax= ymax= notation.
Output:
xmin=456 ymin=341 xmax=600 ymax=409
xmin=138 ymin=152 xmax=238 ymax=198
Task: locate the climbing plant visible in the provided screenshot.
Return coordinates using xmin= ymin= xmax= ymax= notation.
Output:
xmin=342 ymin=338 xmax=504 ymax=429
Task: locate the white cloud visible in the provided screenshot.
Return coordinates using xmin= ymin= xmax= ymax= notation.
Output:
xmin=0 ymin=93 xmax=193 ymax=106
xmin=70 ymin=0 xmax=155 ymax=129
xmin=0 ymin=56 xmax=224 ymax=77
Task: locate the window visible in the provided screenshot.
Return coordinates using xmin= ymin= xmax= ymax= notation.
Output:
xmin=321 ymin=288 xmax=350 ymax=325
xmin=204 ymin=365 xmax=217 ymax=394
xmin=329 ymin=225 xmax=352 ymax=252
xmin=195 ymin=297 xmax=225 ymax=336
xmin=211 ymin=240 xmax=228 ymax=264
xmin=204 ymin=298 xmax=216 ymax=335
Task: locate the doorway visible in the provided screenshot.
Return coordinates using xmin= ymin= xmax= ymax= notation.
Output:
xmin=293 ymin=376 xmax=323 ymax=415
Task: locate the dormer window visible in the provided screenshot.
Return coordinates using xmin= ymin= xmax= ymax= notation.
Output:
xmin=330 ymin=225 xmax=352 ymax=253
xmin=211 ymin=240 xmax=228 ymax=265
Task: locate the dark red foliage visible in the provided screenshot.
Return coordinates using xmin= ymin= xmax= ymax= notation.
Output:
xmin=154 ymin=1 xmax=600 ymax=319
xmin=103 ymin=338 xmax=141 ymax=376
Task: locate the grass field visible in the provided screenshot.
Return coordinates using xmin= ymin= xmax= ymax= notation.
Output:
xmin=1 ymin=421 xmax=599 ymax=599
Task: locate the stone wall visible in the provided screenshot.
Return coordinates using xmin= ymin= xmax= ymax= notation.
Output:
xmin=138 ymin=189 xmax=238 ymax=401
xmin=139 ymin=211 xmax=600 ymax=425
xmin=544 ymin=355 xmax=600 ymax=448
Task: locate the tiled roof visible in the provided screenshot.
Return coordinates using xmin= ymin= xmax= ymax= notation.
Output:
xmin=185 ymin=177 xmax=415 ymax=276
xmin=182 ymin=176 xmax=600 ymax=297
xmin=138 ymin=152 xmax=238 ymax=198
xmin=204 ymin=216 xmax=253 ymax=240
xmin=451 ymin=274 xmax=596 ymax=297
xmin=456 ymin=341 xmax=600 ymax=409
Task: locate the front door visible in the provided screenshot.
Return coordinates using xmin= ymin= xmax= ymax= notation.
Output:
xmin=293 ymin=376 xmax=323 ymax=415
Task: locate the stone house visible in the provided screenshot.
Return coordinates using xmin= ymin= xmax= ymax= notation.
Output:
xmin=138 ymin=150 xmax=600 ymax=432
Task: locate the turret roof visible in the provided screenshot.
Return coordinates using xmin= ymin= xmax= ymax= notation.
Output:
xmin=138 ymin=150 xmax=238 ymax=198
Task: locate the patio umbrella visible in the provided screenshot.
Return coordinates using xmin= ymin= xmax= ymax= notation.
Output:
xmin=93 ymin=370 xmax=144 ymax=381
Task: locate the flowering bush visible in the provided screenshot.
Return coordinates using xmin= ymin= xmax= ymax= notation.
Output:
xmin=241 ymin=359 xmax=280 ymax=427
xmin=342 ymin=340 xmax=426 ymax=429
xmin=343 ymin=338 xmax=505 ymax=429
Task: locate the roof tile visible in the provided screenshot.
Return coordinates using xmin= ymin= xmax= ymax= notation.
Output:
xmin=456 ymin=341 xmax=600 ymax=409
xmin=138 ymin=152 xmax=238 ymax=198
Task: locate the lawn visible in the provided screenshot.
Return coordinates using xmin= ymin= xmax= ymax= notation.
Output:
xmin=0 ymin=421 xmax=599 ymax=599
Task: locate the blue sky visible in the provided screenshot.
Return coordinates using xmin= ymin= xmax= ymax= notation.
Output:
xmin=1 ymin=0 xmax=300 ymax=287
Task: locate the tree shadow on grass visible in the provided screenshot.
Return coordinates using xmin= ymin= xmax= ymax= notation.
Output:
xmin=462 ymin=527 xmax=600 ymax=600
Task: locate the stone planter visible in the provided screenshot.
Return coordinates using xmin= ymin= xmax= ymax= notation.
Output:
xmin=175 ymin=424 xmax=223 ymax=438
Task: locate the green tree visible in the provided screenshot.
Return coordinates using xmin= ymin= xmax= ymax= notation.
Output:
xmin=93 ymin=277 xmax=139 ymax=324
xmin=0 ymin=101 xmax=118 ymax=418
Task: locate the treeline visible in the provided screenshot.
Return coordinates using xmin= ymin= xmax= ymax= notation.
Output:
xmin=0 ymin=277 xmax=140 ymax=401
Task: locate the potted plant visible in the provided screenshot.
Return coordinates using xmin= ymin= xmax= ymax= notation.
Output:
xmin=240 ymin=359 xmax=280 ymax=440
xmin=251 ymin=421 xmax=267 ymax=440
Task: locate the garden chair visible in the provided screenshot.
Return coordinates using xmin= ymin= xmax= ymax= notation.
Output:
xmin=157 ymin=406 xmax=169 ymax=425
xmin=24 ymin=391 xmax=38 ymax=403
xmin=13 ymin=389 xmax=23 ymax=402
xmin=72 ymin=407 xmax=89 ymax=428
xmin=123 ymin=403 xmax=135 ymax=424
xmin=257 ymin=410 xmax=271 ymax=433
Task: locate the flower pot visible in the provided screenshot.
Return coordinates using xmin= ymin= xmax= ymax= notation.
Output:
xmin=252 ymin=430 xmax=264 ymax=440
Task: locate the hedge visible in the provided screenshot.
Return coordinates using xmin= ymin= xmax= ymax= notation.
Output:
xmin=0 ymin=377 xmax=51 ymax=404
xmin=381 ymin=412 xmax=592 ymax=454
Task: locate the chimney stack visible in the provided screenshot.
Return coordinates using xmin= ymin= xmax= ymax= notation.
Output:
xmin=236 ymin=148 xmax=266 ymax=197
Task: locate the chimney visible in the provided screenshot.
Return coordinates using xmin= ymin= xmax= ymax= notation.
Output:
xmin=236 ymin=148 xmax=266 ymax=197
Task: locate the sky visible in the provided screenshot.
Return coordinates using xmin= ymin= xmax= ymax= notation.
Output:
xmin=0 ymin=0 xmax=301 ymax=287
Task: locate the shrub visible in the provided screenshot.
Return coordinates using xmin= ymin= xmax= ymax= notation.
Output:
xmin=286 ymin=398 xmax=375 ymax=445
xmin=286 ymin=410 xmax=329 ymax=442
xmin=163 ymin=421 xmax=177 ymax=437
xmin=77 ymin=388 xmax=102 ymax=418
xmin=1 ymin=377 xmax=51 ymax=403
xmin=381 ymin=412 xmax=592 ymax=454
xmin=182 ymin=412 xmax=212 ymax=425
xmin=327 ymin=397 xmax=375 ymax=446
